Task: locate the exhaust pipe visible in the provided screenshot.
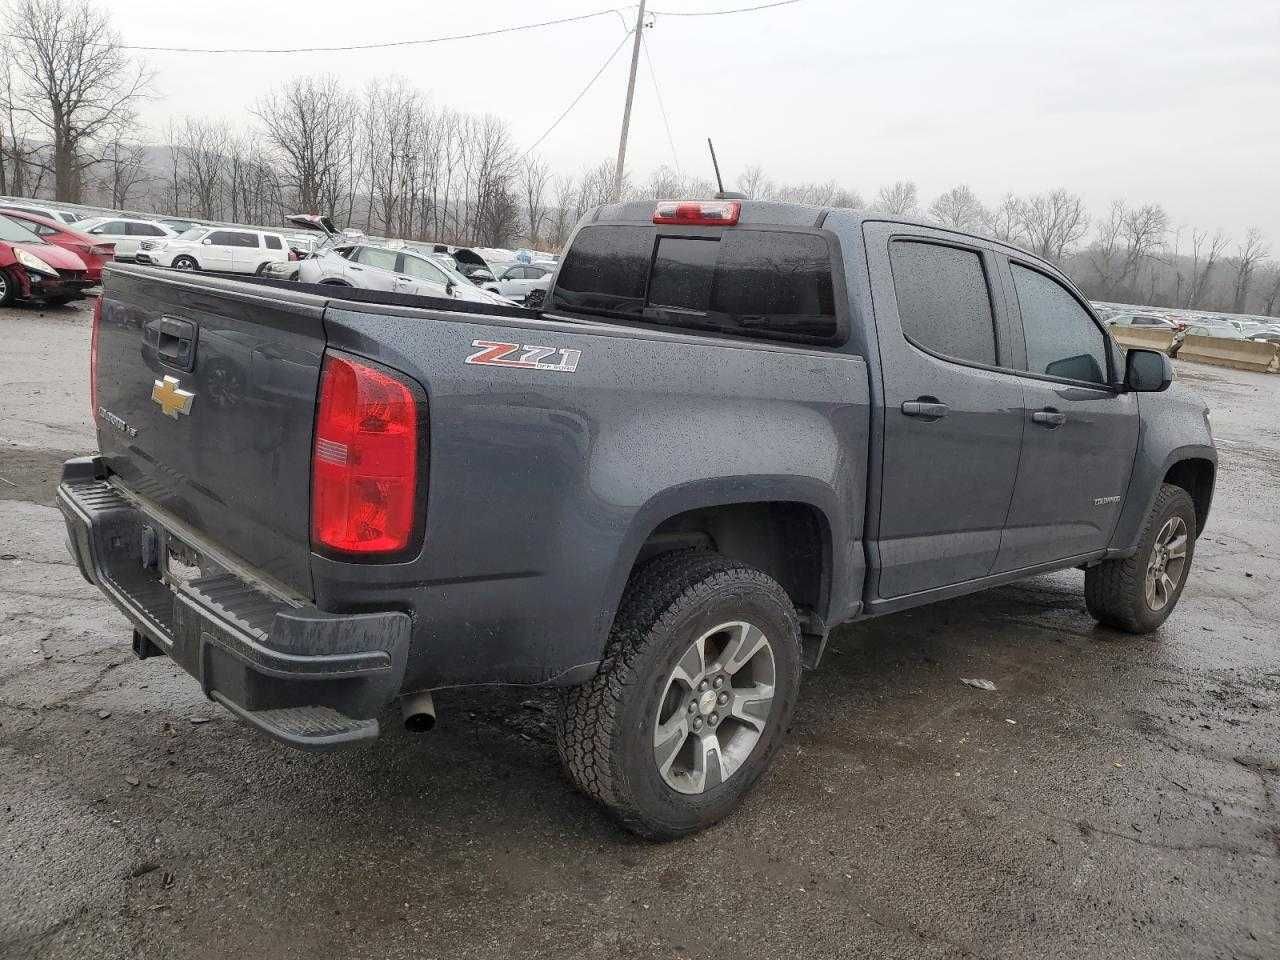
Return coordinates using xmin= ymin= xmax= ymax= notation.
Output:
xmin=401 ymin=691 xmax=437 ymax=733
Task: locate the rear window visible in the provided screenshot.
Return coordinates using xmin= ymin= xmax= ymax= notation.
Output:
xmin=550 ymin=225 xmax=840 ymax=344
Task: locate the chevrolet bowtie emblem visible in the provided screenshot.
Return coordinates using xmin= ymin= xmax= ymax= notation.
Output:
xmin=152 ymin=375 xmax=194 ymax=418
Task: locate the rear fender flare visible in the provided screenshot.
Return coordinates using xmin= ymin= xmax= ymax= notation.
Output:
xmin=592 ymin=476 xmax=849 ymax=653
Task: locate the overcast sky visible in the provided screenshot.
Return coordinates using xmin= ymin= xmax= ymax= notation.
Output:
xmin=112 ymin=0 xmax=1280 ymax=243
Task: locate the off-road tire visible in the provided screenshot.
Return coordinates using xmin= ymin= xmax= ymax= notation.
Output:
xmin=557 ymin=551 xmax=802 ymax=840
xmin=1085 ymin=483 xmax=1197 ymax=633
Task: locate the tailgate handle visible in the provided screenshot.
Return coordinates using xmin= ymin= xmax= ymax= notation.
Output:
xmin=144 ymin=317 xmax=198 ymax=372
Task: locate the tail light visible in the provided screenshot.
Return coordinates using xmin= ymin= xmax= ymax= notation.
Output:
xmin=311 ymin=352 xmax=422 ymax=556
xmin=89 ymin=296 xmax=102 ymax=416
xmin=288 ymin=249 xmax=299 ymax=261
xmin=90 ymin=243 xmax=115 ymax=258
xmin=653 ymin=200 xmax=741 ymax=226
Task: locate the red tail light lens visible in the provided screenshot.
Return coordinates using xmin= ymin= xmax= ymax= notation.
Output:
xmin=311 ymin=352 xmax=421 ymax=555
xmin=652 ymin=200 xmax=741 ymax=226
xmin=90 ymin=296 xmax=102 ymax=416
xmin=90 ymin=243 xmax=115 ymax=258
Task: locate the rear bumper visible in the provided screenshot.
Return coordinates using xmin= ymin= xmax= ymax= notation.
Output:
xmin=57 ymin=456 xmax=410 ymax=749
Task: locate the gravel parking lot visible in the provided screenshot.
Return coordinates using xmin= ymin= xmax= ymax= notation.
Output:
xmin=2 ymin=299 xmax=1277 ymax=960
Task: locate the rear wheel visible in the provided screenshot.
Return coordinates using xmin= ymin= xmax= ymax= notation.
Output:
xmin=171 ymin=256 xmax=198 ymax=271
xmin=255 ymin=262 xmax=270 ymax=276
xmin=1085 ymin=483 xmax=1196 ymax=633
xmin=557 ymin=551 xmax=802 ymax=839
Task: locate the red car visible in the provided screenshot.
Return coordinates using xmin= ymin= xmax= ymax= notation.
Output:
xmin=0 ymin=213 xmax=93 ymax=306
xmin=0 ymin=207 xmax=114 ymax=284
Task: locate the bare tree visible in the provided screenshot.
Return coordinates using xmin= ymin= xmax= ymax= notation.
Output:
xmin=0 ymin=46 xmax=47 ymax=197
xmin=1015 ymin=189 xmax=1089 ymax=265
xmin=1119 ymin=203 xmax=1169 ymax=290
xmin=96 ymin=124 xmax=150 ymax=208
xmin=175 ymin=117 xmax=229 ymax=219
xmin=1261 ymin=267 xmax=1280 ymax=317
xmin=545 ymin=174 xmax=577 ymax=250
xmin=520 ymin=156 xmax=550 ymax=246
xmin=928 ymin=184 xmax=986 ymax=231
xmin=982 ymin=194 xmax=1024 ymax=243
xmin=736 ymin=164 xmax=771 ymax=200
xmin=1183 ymin=228 xmax=1229 ymax=309
xmin=254 ymin=74 xmax=355 ymax=216
xmin=3 ymin=0 xmax=151 ymax=202
xmin=871 ymin=180 xmax=918 ymax=217
xmin=1230 ymin=228 xmax=1269 ymax=313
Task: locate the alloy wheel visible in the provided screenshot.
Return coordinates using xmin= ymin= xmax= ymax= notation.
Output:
xmin=1145 ymin=515 xmax=1188 ymax=611
xmin=652 ymin=621 xmax=776 ymax=795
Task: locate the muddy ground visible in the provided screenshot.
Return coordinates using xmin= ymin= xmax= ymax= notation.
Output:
xmin=1 ymin=299 xmax=1277 ymax=959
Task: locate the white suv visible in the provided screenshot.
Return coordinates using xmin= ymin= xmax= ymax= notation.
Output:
xmin=76 ymin=217 xmax=177 ymax=260
xmin=136 ymin=227 xmax=292 ymax=275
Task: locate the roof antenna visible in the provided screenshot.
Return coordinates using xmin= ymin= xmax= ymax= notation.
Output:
xmin=707 ymin=137 xmax=745 ymax=200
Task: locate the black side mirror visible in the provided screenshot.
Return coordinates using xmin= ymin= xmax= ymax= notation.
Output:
xmin=1125 ymin=348 xmax=1173 ymax=392
xmin=445 ymin=280 xmax=455 ymax=297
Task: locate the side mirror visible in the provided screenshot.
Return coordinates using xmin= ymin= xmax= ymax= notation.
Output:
xmin=445 ymin=280 xmax=455 ymax=297
xmin=1125 ymin=348 xmax=1173 ymax=392
xmin=202 ymin=238 xmax=212 ymax=245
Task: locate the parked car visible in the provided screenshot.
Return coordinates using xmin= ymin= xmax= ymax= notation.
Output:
xmin=1183 ymin=324 xmax=1246 ymax=340
xmin=75 ymin=216 xmax=177 ymax=261
xmin=158 ymin=217 xmax=206 ymax=234
xmin=0 ymin=213 xmax=93 ymax=305
xmin=299 ymin=243 xmax=513 ymax=305
xmin=0 ymin=207 xmax=115 ymax=284
xmin=62 ymin=198 xmax=1215 ymax=839
xmin=1109 ymin=312 xmax=1177 ymax=330
xmin=135 ymin=227 xmax=292 ymax=275
xmin=483 ymin=261 xmax=555 ymax=303
xmin=0 ymin=201 xmax=85 ymax=225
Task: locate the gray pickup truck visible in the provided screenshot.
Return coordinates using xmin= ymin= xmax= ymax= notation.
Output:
xmin=60 ymin=198 xmax=1216 ymax=838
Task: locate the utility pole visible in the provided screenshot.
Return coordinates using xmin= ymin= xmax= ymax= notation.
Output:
xmin=613 ymin=0 xmax=647 ymax=201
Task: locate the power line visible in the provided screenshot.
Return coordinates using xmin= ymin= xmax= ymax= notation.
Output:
xmin=3 ymin=8 xmax=626 ymax=55
xmin=641 ymin=34 xmax=680 ymax=177
xmin=521 ymin=30 xmax=635 ymax=160
xmin=649 ymin=0 xmax=801 ymax=17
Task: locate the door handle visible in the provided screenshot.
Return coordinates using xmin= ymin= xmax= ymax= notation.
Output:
xmin=901 ymin=399 xmax=949 ymax=420
xmin=1031 ymin=408 xmax=1067 ymax=427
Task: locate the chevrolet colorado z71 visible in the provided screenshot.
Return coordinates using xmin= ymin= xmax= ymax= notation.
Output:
xmin=60 ymin=199 xmax=1216 ymax=838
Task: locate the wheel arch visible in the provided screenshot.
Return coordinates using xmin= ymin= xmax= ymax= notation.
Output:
xmin=595 ymin=477 xmax=855 ymax=668
xmin=1163 ymin=457 xmax=1215 ymax=535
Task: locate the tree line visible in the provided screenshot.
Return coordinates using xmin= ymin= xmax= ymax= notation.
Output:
xmin=1 ymin=0 xmax=1277 ymax=316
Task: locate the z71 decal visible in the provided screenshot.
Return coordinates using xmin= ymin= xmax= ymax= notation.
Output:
xmin=465 ymin=339 xmax=581 ymax=373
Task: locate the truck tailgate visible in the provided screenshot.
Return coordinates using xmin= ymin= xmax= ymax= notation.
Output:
xmin=94 ymin=268 xmax=326 ymax=597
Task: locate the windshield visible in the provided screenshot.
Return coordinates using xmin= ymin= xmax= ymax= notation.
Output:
xmin=0 ymin=213 xmax=45 ymax=244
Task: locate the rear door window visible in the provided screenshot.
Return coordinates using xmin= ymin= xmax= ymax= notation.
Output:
xmin=551 ymin=225 xmax=839 ymax=344
xmin=264 ymin=235 xmax=283 ymax=250
xmin=889 ymin=240 xmax=998 ymax=367
xmin=356 ymin=247 xmax=399 ymax=271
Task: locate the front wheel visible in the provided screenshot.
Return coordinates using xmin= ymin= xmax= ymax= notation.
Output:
xmin=171 ymin=256 xmax=198 ymax=271
xmin=0 ymin=268 xmax=14 ymax=307
xmin=1085 ymin=483 xmax=1197 ymax=633
xmin=557 ymin=551 xmax=802 ymax=839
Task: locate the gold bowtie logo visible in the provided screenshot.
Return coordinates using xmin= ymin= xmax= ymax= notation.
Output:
xmin=152 ymin=375 xmax=195 ymax=418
